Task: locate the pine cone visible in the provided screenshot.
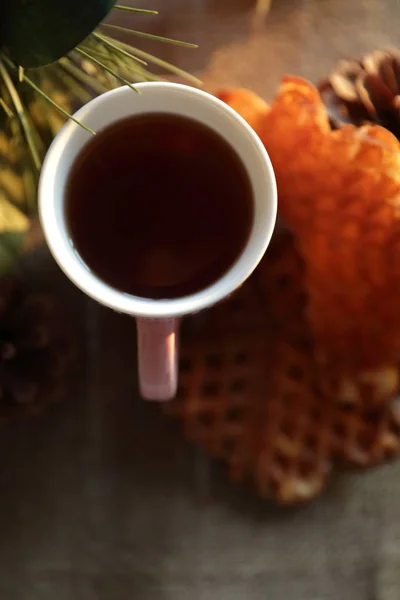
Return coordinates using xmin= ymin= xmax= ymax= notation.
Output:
xmin=0 ymin=276 xmax=71 ymax=420
xmin=319 ymin=48 xmax=400 ymax=137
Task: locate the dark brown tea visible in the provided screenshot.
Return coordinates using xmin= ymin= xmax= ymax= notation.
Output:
xmin=65 ymin=113 xmax=254 ymax=299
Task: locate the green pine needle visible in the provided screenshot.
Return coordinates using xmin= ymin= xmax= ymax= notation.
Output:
xmin=22 ymin=70 xmax=96 ymax=136
xmin=90 ymin=35 xmax=161 ymax=82
xmin=75 ymin=47 xmax=139 ymax=94
xmin=58 ymin=57 xmax=109 ymax=96
xmin=118 ymin=43 xmax=203 ymax=86
xmin=114 ymin=5 xmax=158 ymax=14
xmin=0 ymin=97 xmax=13 ymax=118
xmin=102 ymin=24 xmax=198 ymax=48
xmin=0 ymin=59 xmax=42 ymax=169
xmin=91 ymin=32 xmax=147 ymax=66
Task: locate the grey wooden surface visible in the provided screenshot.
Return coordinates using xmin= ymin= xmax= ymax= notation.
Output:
xmin=1 ymin=1 xmax=400 ymax=598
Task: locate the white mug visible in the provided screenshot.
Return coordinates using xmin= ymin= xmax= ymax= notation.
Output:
xmin=39 ymin=82 xmax=277 ymax=401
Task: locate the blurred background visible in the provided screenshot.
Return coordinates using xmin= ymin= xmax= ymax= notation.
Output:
xmin=2 ymin=1 xmax=400 ymax=599
xmin=114 ymin=0 xmax=400 ymax=95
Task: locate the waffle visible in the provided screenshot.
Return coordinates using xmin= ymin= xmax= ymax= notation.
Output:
xmin=165 ymin=233 xmax=400 ymax=504
xmin=218 ymin=81 xmax=400 ymax=407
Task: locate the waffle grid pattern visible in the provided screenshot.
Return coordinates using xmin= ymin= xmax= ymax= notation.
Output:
xmin=165 ymin=233 xmax=400 ymax=503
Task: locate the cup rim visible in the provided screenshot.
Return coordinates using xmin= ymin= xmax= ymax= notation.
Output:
xmin=39 ymin=82 xmax=277 ymax=318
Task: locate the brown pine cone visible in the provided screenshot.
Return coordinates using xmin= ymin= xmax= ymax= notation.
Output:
xmin=319 ymin=48 xmax=400 ymax=137
xmin=0 ymin=276 xmax=71 ymax=420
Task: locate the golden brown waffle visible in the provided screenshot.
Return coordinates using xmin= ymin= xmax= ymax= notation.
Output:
xmin=217 ymin=81 xmax=400 ymax=407
xmin=165 ymin=233 xmax=400 ymax=504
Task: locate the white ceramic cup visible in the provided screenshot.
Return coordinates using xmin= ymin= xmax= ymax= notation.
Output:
xmin=39 ymin=82 xmax=277 ymax=401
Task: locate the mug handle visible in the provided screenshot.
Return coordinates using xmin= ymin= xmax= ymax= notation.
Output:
xmin=136 ymin=317 xmax=180 ymax=401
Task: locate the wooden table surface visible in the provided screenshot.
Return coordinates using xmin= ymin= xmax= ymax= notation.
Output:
xmin=2 ymin=1 xmax=400 ymax=599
